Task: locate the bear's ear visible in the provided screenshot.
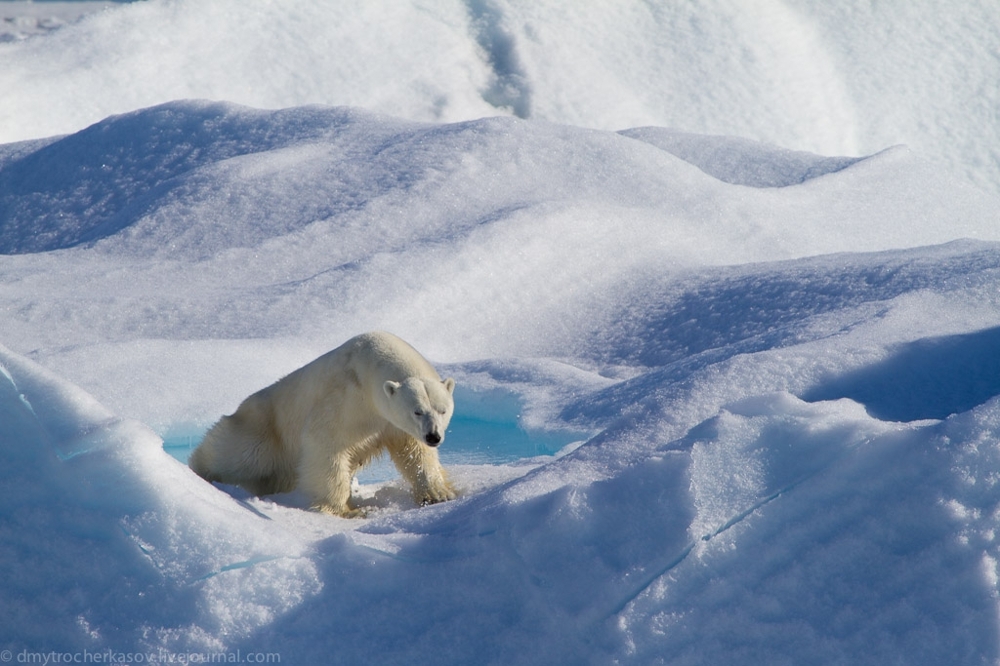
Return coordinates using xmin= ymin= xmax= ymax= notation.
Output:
xmin=443 ymin=378 xmax=456 ymax=395
xmin=384 ymin=380 xmax=401 ymax=398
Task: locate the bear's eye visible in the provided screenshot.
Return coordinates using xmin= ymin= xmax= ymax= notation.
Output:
xmin=414 ymin=410 xmax=424 ymax=417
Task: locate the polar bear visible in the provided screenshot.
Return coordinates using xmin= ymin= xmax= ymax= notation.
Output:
xmin=188 ymin=331 xmax=457 ymax=517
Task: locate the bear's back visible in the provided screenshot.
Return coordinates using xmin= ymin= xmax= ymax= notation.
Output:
xmin=341 ymin=331 xmax=442 ymax=385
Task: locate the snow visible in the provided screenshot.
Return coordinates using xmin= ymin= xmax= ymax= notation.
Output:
xmin=0 ymin=2 xmax=122 ymax=43
xmin=3 ymin=1 xmax=1000 ymax=663
xmin=2 ymin=0 xmax=999 ymax=198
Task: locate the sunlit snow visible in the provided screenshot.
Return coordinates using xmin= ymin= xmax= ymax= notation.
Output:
xmin=3 ymin=1 xmax=1000 ymax=664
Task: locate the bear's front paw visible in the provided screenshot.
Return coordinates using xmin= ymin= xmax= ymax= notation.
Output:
xmin=419 ymin=484 xmax=458 ymax=506
xmin=314 ymin=503 xmax=367 ymax=519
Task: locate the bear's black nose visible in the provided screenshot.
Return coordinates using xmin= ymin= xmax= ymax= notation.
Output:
xmin=425 ymin=432 xmax=441 ymax=446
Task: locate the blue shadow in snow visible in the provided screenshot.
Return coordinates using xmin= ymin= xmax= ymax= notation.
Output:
xmin=803 ymin=326 xmax=1000 ymax=422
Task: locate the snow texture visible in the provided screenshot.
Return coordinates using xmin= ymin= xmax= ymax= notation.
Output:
xmin=1 ymin=0 xmax=999 ymax=198
xmin=2 ymin=2 xmax=1000 ymax=664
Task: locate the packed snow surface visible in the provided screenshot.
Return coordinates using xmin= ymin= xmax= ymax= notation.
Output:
xmin=3 ymin=2 xmax=1000 ymax=664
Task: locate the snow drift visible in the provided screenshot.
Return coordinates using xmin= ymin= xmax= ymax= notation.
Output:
xmin=1 ymin=0 xmax=999 ymax=198
xmin=3 ymin=98 xmax=1000 ymax=663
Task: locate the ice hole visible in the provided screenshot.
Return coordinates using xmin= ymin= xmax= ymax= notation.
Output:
xmin=161 ymin=387 xmax=585 ymax=483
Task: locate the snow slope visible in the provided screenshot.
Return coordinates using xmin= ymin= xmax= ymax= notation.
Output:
xmin=4 ymin=0 xmax=1000 ymax=662
xmin=3 ymin=100 xmax=1000 ymax=663
xmin=1 ymin=0 xmax=999 ymax=198
xmin=2 ymin=100 xmax=997 ymax=426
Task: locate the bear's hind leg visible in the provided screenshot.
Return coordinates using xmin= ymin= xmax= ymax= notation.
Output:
xmin=190 ymin=411 xmax=297 ymax=497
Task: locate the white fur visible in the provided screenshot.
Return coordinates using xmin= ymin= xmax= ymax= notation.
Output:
xmin=189 ymin=331 xmax=457 ymax=517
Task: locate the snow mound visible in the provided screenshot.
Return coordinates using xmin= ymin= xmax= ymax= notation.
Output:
xmin=0 ymin=101 xmax=407 ymax=254
xmin=3 ymin=101 xmax=1000 ymax=661
xmin=1 ymin=1 xmax=999 ymax=197
xmin=1 ymin=100 xmax=996 ymax=261
xmin=621 ymin=127 xmax=864 ymax=187
xmin=617 ymin=392 xmax=1000 ymax=664
xmin=0 ymin=102 xmax=997 ymax=434
xmin=0 ymin=343 xmax=320 ymax=652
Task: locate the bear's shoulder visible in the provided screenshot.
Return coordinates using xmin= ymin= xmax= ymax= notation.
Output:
xmin=342 ymin=331 xmax=437 ymax=378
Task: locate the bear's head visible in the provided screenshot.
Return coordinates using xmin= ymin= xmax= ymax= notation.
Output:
xmin=383 ymin=376 xmax=456 ymax=447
